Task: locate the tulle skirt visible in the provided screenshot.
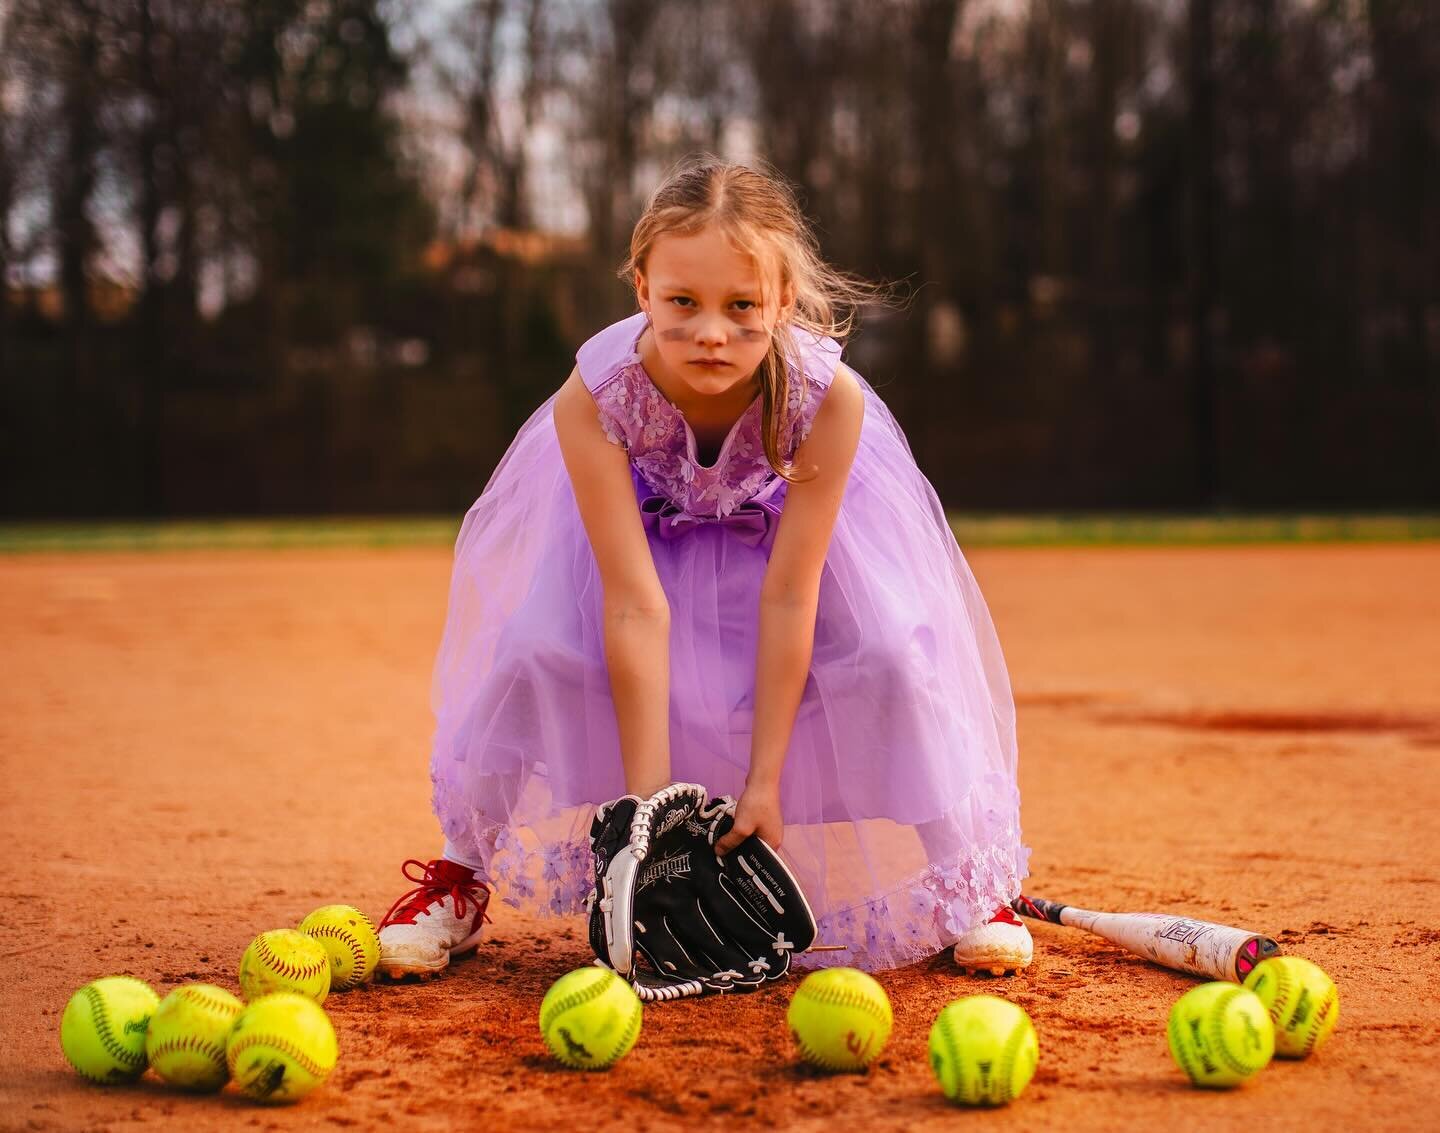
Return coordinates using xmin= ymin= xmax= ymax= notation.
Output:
xmin=429 ymin=372 xmax=1030 ymax=970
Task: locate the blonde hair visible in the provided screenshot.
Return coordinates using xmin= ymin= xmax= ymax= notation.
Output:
xmin=620 ymin=155 xmax=890 ymax=483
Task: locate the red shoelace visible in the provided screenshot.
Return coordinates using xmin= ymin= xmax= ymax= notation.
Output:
xmin=989 ymin=904 xmax=1025 ymax=927
xmin=379 ymin=858 xmax=493 ymax=930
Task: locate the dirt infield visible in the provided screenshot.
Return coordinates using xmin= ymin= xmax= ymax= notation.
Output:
xmin=2 ymin=544 xmax=1437 ymax=1131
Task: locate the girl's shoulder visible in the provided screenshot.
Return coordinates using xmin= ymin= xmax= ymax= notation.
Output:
xmin=574 ymin=311 xmax=844 ymax=393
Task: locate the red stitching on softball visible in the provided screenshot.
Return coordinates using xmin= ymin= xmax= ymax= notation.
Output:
xmin=306 ymin=925 xmax=368 ymax=986
xmin=227 ymin=1032 xmax=331 ymax=1081
xmin=150 ymin=1034 xmax=225 ymax=1064
xmin=176 ymin=986 xmax=240 ymax=1018
xmin=254 ymin=935 xmax=327 ymax=983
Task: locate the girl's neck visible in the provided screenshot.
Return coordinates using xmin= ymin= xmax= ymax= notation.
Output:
xmin=637 ymin=328 xmax=761 ymax=422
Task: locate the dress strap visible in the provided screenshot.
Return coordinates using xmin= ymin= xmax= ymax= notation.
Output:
xmin=789 ymin=325 xmax=843 ymax=388
xmin=576 ymin=311 xmax=647 ymax=393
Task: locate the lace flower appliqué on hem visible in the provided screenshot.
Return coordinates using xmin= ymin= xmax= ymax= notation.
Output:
xmin=436 ymin=774 xmax=1030 ymax=972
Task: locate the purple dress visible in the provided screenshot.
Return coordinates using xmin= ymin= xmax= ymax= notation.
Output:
xmin=429 ymin=312 xmax=1029 ymax=970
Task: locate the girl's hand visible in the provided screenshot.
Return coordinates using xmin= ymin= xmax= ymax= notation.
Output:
xmin=714 ymin=784 xmax=783 ymax=855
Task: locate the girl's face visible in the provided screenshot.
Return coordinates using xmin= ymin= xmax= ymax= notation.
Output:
xmin=636 ymin=225 xmax=791 ymax=401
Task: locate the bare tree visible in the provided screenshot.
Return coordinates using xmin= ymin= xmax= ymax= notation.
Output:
xmin=1188 ymin=0 xmax=1218 ymax=504
xmin=44 ymin=0 xmax=112 ymax=384
xmin=0 ymin=1 xmax=22 ymax=366
xmin=1365 ymin=0 xmax=1440 ymax=492
xmin=580 ymin=0 xmax=662 ymax=266
xmin=433 ymin=0 xmax=549 ymax=235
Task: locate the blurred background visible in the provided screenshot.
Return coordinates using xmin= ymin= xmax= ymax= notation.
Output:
xmin=2 ymin=0 xmax=1436 ymax=519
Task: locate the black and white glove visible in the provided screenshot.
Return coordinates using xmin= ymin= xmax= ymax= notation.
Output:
xmin=586 ymin=782 xmax=817 ymax=1002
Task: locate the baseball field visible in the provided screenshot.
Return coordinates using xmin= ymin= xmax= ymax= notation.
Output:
xmin=2 ymin=528 xmax=1436 ymax=1130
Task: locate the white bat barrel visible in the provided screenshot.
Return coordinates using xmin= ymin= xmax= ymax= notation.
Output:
xmin=1015 ymin=897 xmax=1281 ymax=982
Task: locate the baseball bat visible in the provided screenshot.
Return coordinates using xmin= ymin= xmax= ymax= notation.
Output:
xmin=1012 ymin=895 xmax=1280 ymax=982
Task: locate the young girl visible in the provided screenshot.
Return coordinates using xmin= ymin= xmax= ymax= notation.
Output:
xmin=376 ymin=156 xmax=1032 ymax=982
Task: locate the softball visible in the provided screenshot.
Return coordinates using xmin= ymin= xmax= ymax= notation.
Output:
xmin=1167 ymin=982 xmax=1275 ymax=1088
xmin=787 ymin=967 xmax=892 ymax=1072
xmin=226 ymin=992 xmax=338 ymax=1103
xmin=538 ymin=967 xmax=643 ymax=1070
xmin=144 ymin=983 xmax=244 ymax=1091
xmin=298 ymin=904 xmax=380 ymax=990
xmin=239 ymin=928 xmax=331 ymax=1004
xmin=928 ymin=995 xmax=1039 ymax=1106
xmin=59 ymin=976 xmax=159 ymax=1084
xmin=1243 ymin=956 xmax=1340 ymax=1058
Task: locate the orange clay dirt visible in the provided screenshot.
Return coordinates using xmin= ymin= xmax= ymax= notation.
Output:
xmin=1 ymin=543 xmax=1437 ymax=1132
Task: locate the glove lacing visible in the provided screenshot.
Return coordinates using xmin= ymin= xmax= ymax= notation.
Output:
xmin=626 ymin=781 xmax=710 ymax=862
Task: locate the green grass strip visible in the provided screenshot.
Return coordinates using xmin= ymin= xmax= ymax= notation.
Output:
xmin=0 ymin=518 xmax=461 ymax=554
xmin=0 ymin=513 xmax=1436 ymax=554
xmin=945 ymin=513 xmax=1440 ymax=546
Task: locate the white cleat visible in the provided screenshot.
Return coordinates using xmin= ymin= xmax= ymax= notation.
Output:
xmin=376 ymin=858 xmax=491 ymax=981
xmin=952 ymin=905 xmax=1034 ymax=977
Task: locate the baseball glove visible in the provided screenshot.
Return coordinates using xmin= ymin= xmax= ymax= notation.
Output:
xmin=586 ymin=782 xmax=817 ymax=1002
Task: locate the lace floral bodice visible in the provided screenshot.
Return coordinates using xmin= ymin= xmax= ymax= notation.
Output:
xmin=579 ymin=314 xmax=842 ymax=520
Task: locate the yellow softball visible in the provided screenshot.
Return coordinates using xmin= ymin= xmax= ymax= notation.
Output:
xmin=538 ymin=967 xmax=643 ymax=1070
xmin=238 ymin=928 xmax=331 ymax=1004
xmin=59 ymin=976 xmax=159 ymax=1084
xmin=1167 ymin=982 xmax=1275 ymax=1088
xmin=928 ymin=995 xmax=1039 ymax=1106
xmin=787 ymin=967 xmax=893 ymax=1072
xmin=298 ymin=904 xmax=380 ymax=990
xmin=1243 ymin=956 xmax=1340 ymax=1058
xmin=226 ymin=992 xmax=338 ymax=1103
xmin=144 ymin=983 xmax=244 ymax=1091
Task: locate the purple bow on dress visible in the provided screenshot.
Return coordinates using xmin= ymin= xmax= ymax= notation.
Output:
xmin=639 ymin=494 xmax=780 ymax=551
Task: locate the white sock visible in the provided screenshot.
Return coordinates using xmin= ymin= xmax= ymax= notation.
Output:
xmin=441 ymin=839 xmax=488 ymax=874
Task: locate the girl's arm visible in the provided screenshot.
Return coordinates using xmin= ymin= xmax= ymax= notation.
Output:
xmin=715 ymin=363 xmax=865 ymax=853
xmin=554 ymin=368 xmax=673 ymax=797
